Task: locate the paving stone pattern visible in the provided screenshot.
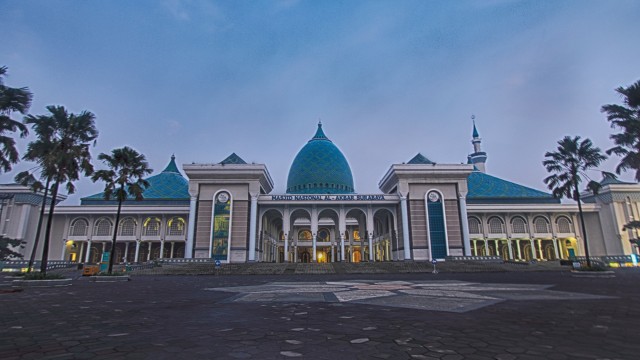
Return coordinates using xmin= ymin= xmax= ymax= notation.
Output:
xmin=1 ymin=270 xmax=639 ymax=359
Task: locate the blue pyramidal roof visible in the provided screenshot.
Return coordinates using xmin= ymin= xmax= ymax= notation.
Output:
xmin=81 ymin=155 xmax=189 ymax=205
xmin=220 ymin=153 xmax=247 ymax=165
xmin=407 ymin=153 xmax=435 ymax=164
xmin=599 ymin=171 xmax=634 ymax=185
xmin=472 ymin=122 xmax=480 ymax=138
xmin=467 ymin=171 xmax=559 ymax=204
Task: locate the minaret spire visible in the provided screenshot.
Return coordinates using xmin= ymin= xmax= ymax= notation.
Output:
xmin=467 ymin=115 xmax=487 ymax=173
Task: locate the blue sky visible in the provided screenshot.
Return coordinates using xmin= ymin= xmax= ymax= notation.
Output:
xmin=1 ymin=0 xmax=639 ymax=203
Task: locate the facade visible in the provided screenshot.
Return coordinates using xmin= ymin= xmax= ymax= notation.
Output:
xmin=3 ymin=123 xmax=639 ymax=264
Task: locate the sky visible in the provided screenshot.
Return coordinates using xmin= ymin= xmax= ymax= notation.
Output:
xmin=1 ymin=0 xmax=639 ymax=204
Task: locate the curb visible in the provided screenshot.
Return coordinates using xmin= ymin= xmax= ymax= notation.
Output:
xmin=12 ymin=278 xmax=73 ymax=287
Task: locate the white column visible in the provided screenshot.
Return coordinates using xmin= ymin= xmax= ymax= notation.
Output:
xmin=147 ymin=242 xmax=152 ymax=261
xmin=507 ymin=239 xmax=514 ymax=260
xmin=331 ymin=243 xmax=335 ymax=262
xmin=134 ymin=241 xmax=140 ymax=262
xmin=553 ymin=237 xmax=560 ymax=260
xmin=312 ymin=234 xmax=317 ymax=262
xmin=185 ymin=195 xmax=197 ymax=259
xmin=340 ymin=233 xmax=345 ymax=261
xmin=248 ymin=194 xmax=258 ymax=261
xmin=60 ymin=240 xmax=67 ymax=261
xmin=530 ymin=239 xmax=536 ymax=260
xmin=159 ymin=240 xmax=165 ymax=259
xmin=538 ymin=239 xmax=544 ymax=259
xmin=368 ymin=233 xmax=374 ymax=261
xmin=124 ymin=242 xmax=129 ymax=262
xmin=483 ymin=239 xmax=489 ymax=256
xmin=458 ymin=194 xmax=472 ymax=256
xmin=79 ymin=242 xmax=85 ymax=263
xmin=84 ymin=240 xmax=92 ymax=263
xmin=516 ymin=240 xmax=522 ymax=260
xmin=284 ymin=233 xmax=289 ymax=263
xmin=400 ymin=195 xmax=411 ymax=260
xmin=170 ymin=242 xmax=175 ymax=258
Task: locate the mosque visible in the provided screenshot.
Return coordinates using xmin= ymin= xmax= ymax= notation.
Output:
xmin=1 ymin=122 xmax=638 ymax=265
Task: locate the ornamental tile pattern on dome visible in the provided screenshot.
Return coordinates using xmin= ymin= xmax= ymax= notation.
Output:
xmin=467 ymin=171 xmax=558 ymax=204
xmin=81 ymin=155 xmax=189 ymax=205
xmin=286 ymin=123 xmax=355 ymax=194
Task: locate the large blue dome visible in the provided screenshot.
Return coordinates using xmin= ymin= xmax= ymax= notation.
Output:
xmin=286 ymin=123 xmax=355 ymax=194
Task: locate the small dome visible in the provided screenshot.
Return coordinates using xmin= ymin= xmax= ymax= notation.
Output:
xmin=286 ymin=123 xmax=355 ymax=194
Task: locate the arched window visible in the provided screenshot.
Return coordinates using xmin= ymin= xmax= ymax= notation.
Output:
xmin=166 ymin=217 xmax=185 ymax=236
xmin=298 ymin=230 xmax=312 ymax=240
xmin=143 ymin=217 xmax=162 ymax=236
xmin=556 ymin=217 xmax=573 ymax=233
xmin=93 ymin=218 xmax=113 ymax=236
xmin=488 ymin=217 xmax=505 ymax=234
xmin=511 ymin=217 xmax=528 ymax=233
xmin=318 ymin=228 xmax=330 ymax=241
xmin=468 ymin=217 xmax=481 ymax=234
xmin=534 ymin=217 xmax=550 ymax=233
xmin=426 ymin=190 xmax=447 ymax=258
xmin=69 ymin=218 xmax=89 ymax=236
xmin=119 ymin=218 xmax=137 ymax=236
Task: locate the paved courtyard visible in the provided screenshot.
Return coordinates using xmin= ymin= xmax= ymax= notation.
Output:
xmin=1 ymin=270 xmax=639 ymax=359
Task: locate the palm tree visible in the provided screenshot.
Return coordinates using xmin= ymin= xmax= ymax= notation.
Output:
xmin=23 ymin=105 xmax=98 ymax=275
xmin=91 ymin=147 xmax=152 ymax=274
xmin=602 ymin=79 xmax=640 ymax=180
xmin=543 ymin=136 xmax=606 ymax=268
xmin=0 ymin=66 xmax=31 ymax=172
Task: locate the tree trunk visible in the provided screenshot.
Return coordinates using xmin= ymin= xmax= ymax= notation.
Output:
xmin=27 ymin=177 xmax=50 ymax=273
xmin=108 ymin=197 xmax=123 ymax=274
xmin=575 ymin=182 xmax=592 ymax=268
xmin=39 ymin=180 xmax=60 ymax=275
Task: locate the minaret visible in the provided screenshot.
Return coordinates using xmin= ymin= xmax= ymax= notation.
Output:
xmin=467 ymin=115 xmax=487 ymax=173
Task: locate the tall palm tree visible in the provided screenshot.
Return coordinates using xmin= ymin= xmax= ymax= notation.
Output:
xmin=0 ymin=66 xmax=31 ymax=172
xmin=23 ymin=105 xmax=98 ymax=275
xmin=91 ymin=147 xmax=152 ymax=274
xmin=543 ymin=136 xmax=606 ymax=268
xmin=602 ymin=79 xmax=640 ymax=180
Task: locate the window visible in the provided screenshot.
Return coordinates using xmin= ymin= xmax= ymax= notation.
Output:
xmin=318 ymin=228 xmax=330 ymax=241
xmin=534 ymin=217 xmax=550 ymax=233
xmin=166 ymin=217 xmax=185 ymax=236
xmin=511 ymin=217 xmax=528 ymax=233
xmin=70 ymin=218 xmax=89 ymax=236
xmin=488 ymin=217 xmax=505 ymax=234
xmin=94 ymin=218 xmax=112 ymax=236
xmin=143 ymin=217 xmax=161 ymax=236
xmin=556 ymin=217 xmax=572 ymax=233
xmin=468 ymin=217 xmax=481 ymax=234
xmin=119 ymin=218 xmax=137 ymax=236
xmin=298 ymin=230 xmax=312 ymax=240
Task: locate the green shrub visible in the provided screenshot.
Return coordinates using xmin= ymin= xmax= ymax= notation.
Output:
xmin=22 ymin=272 xmax=66 ymax=280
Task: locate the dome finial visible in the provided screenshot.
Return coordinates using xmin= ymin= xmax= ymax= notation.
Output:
xmin=471 ymin=115 xmax=479 ymax=138
xmin=311 ymin=121 xmax=329 ymax=141
xmin=162 ymin=154 xmax=180 ymax=174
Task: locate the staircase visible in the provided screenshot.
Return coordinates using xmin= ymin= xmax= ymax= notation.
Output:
xmin=129 ymin=260 xmax=566 ymax=276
